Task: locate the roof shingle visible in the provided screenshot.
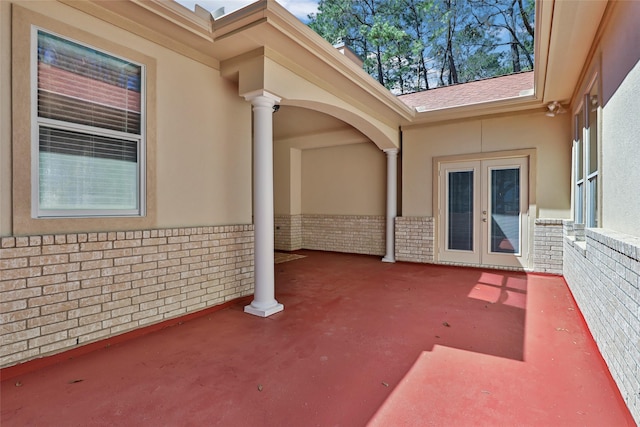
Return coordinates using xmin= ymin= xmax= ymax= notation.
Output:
xmin=398 ymin=71 xmax=534 ymax=110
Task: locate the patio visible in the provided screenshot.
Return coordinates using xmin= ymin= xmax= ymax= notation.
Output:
xmin=1 ymin=251 xmax=634 ymax=426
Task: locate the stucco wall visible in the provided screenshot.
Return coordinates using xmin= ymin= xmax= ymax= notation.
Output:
xmin=401 ymin=111 xmax=571 ymax=219
xmin=274 ymin=145 xmax=302 ymax=216
xmin=2 ymin=1 xmax=252 ymax=237
xmin=0 ymin=1 xmax=10 ymax=236
xmin=302 ymin=142 xmax=386 ymax=216
xmin=599 ymin=1 xmax=640 ymax=238
xmin=155 ymin=59 xmax=252 ymax=228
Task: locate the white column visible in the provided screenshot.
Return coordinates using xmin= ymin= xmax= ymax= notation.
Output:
xmin=244 ymin=91 xmax=284 ymax=317
xmin=382 ymin=148 xmax=399 ymax=263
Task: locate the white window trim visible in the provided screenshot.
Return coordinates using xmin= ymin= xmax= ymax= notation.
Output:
xmin=585 ymin=86 xmax=599 ymax=228
xmin=31 ymin=26 xmax=146 ymax=219
xmin=573 ymin=77 xmax=600 ymax=228
xmin=573 ymin=113 xmax=585 ymax=225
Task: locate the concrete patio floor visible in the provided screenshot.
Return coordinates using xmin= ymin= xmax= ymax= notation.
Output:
xmin=1 ymin=251 xmax=635 ymax=426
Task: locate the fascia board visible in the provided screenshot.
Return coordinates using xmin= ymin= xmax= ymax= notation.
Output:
xmin=61 ymin=0 xmax=219 ymax=68
xmin=405 ymin=96 xmax=542 ymax=128
xmin=132 ymin=0 xmax=213 ymax=35
xmin=534 ymin=0 xmax=554 ymax=104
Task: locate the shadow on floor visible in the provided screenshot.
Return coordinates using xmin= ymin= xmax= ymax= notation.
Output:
xmin=275 ymin=251 xmax=528 ymax=362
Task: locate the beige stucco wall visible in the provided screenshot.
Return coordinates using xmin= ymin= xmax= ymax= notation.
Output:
xmin=2 ymin=1 xmax=251 ymax=237
xmin=274 ymin=144 xmax=302 ymax=215
xmin=598 ymin=1 xmax=640 ymax=237
xmin=155 ymin=59 xmax=252 ymax=227
xmin=302 ymin=142 xmax=386 ymax=216
xmin=402 ymin=111 xmax=571 ymax=218
xmin=0 ymin=1 xmax=12 ymax=235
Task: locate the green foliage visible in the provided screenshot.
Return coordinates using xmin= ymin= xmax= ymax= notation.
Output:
xmin=307 ymin=0 xmax=535 ymax=93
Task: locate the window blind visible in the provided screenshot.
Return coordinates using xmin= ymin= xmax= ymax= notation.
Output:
xmin=37 ymin=31 xmax=141 ymax=134
xmin=39 ymin=127 xmax=138 ymax=211
xmin=35 ymin=30 xmax=143 ymax=216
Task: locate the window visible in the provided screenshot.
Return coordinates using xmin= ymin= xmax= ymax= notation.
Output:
xmin=586 ymin=85 xmax=599 ymax=227
xmin=573 ymin=108 xmax=584 ymax=225
xmin=33 ymin=29 xmax=145 ymax=217
xmin=573 ymin=80 xmax=599 ymax=227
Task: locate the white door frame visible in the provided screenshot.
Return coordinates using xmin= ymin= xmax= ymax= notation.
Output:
xmin=433 ymin=149 xmax=536 ymax=270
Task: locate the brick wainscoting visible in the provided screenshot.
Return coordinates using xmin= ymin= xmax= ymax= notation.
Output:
xmin=395 ymin=217 xmax=434 ymax=263
xmin=274 ymin=215 xmax=302 ymax=252
xmin=533 ymin=219 xmax=563 ymax=274
xmin=563 ymin=222 xmax=640 ymax=423
xmin=0 ymin=225 xmax=254 ymax=368
xmin=302 ymin=215 xmax=385 ymax=256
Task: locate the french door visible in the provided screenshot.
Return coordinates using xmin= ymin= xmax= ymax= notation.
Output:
xmin=438 ymin=157 xmax=529 ymax=268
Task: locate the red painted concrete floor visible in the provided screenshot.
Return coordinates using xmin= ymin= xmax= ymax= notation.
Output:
xmin=1 ymin=251 xmax=635 ymax=426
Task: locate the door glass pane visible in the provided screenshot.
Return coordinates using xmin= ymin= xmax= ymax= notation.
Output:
xmin=448 ymin=171 xmax=473 ymax=251
xmin=490 ymin=168 xmax=520 ymax=254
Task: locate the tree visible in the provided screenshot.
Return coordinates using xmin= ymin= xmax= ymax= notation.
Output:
xmin=468 ymin=0 xmax=534 ymax=73
xmin=400 ymin=0 xmax=434 ymax=90
xmin=308 ymin=0 xmax=535 ymax=92
xmin=309 ymin=0 xmax=407 ymax=88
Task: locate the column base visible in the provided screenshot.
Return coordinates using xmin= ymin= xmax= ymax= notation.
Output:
xmin=244 ymin=302 xmax=284 ymax=317
xmin=381 ymin=256 xmax=396 ymax=263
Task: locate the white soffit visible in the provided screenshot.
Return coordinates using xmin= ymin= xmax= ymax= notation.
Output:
xmin=543 ymin=0 xmax=608 ymax=103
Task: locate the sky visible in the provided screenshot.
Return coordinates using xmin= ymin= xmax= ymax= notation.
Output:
xmin=175 ymin=0 xmax=319 ymax=22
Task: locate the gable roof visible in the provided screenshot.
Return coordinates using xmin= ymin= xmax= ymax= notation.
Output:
xmin=398 ymin=71 xmax=535 ymax=111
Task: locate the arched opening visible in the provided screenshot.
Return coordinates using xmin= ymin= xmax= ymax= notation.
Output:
xmin=273 ymin=106 xmax=388 ymax=257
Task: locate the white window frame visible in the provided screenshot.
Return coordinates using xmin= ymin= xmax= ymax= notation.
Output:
xmin=585 ymin=85 xmax=599 ymax=228
xmin=573 ymin=110 xmax=585 ymax=225
xmin=31 ymin=27 xmax=146 ymax=218
xmin=572 ymin=77 xmax=599 ymax=228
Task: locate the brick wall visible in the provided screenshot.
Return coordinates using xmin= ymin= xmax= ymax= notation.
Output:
xmin=274 ymin=215 xmax=302 ymax=251
xmin=533 ymin=219 xmax=563 ymax=274
xmin=302 ymin=215 xmax=385 ymax=256
xmin=395 ymin=216 xmax=434 ymax=263
xmin=563 ymin=222 xmax=640 ymax=423
xmin=0 ymin=225 xmax=254 ymax=368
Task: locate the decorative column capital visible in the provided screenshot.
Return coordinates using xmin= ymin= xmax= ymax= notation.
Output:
xmin=242 ymin=90 xmax=281 ymax=107
xmin=383 ymin=148 xmax=399 ymax=156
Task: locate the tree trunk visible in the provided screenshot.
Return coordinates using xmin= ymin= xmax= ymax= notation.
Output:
xmin=446 ymin=0 xmax=459 ymax=84
xmin=396 ymin=57 xmax=405 ymax=93
xmin=376 ymin=47 xmax=385 ymax=86
xmin=510 ymin=41 xmax=521 ymax=73
xmin=518 ymin=0 xmax=534 ymax=38
xmin=509 ymin=0 xmax=521 ymax=72
xmin=420 ymin=55 xmax=430 ymax=90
